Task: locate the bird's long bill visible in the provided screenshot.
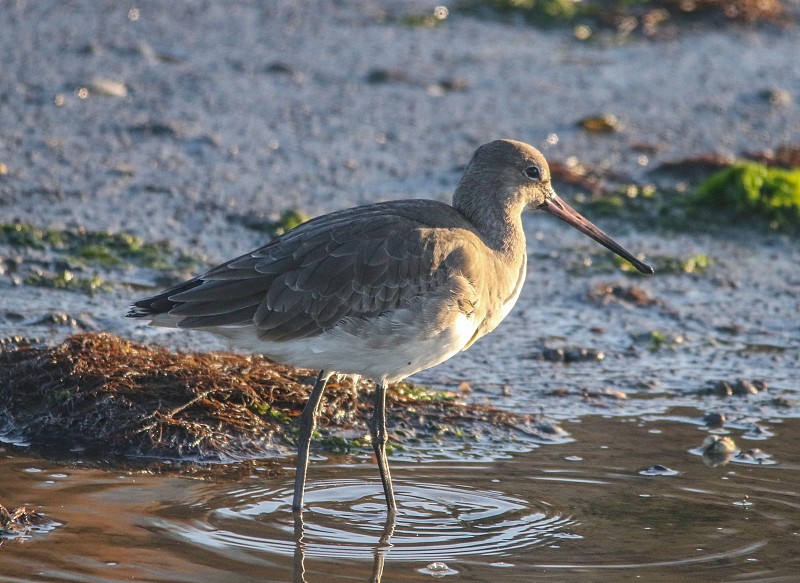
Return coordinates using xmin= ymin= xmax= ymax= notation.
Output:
xmin=541 ymin=193 xmax=654 ymax=275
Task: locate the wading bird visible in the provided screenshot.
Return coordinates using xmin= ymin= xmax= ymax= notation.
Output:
xmin=128 ymin=139 xmax=653 ymax=512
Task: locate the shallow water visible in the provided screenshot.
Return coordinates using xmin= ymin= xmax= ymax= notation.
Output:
xmin=2 ymin=414 xmax=798 ymax=582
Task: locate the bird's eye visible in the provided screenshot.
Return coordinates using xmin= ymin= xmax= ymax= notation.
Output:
xmin=524 ymin=166 xmax=541 ymax=180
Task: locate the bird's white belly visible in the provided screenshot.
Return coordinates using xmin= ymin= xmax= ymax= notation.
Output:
xmin=224 ymin=308 xmax=479 ymax=384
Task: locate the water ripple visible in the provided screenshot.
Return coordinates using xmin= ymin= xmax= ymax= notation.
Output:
xmin=172 ymin=478 xmax=579 ymax=562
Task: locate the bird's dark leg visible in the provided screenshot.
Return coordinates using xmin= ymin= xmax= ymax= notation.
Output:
xmin=371 ymin=381 xmax=397 ymax=512
xmin=292 ymin=370 xmax=331 ymax=512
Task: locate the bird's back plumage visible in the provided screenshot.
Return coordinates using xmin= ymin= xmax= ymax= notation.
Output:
xmin=128 ymin=199 xmax=498 ymax=345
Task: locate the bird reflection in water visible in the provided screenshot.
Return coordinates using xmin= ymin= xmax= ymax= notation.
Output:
xmin=292 ymin=510 xmax=396 ymax=583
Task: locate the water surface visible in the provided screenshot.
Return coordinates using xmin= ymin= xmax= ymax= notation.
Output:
xmin=2 ymin=413 xmax=798 ymax=582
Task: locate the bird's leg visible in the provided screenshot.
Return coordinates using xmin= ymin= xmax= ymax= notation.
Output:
xmin=371 ymin=381 xmax=397 ymax=512
xmin=292 ymin=370 xmax=331 ymax=512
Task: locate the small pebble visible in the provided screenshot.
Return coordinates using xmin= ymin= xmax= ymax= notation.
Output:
xmin=702 ymin=435 xmax=736 ymax=456
xmin=703 ymin=412 xmax=726 ymax=429
xmin=639 ymin=464 xmax=679 ymax=476
xmin=701 ymin=435 xmax=737 ymax=467
xmin=578 ymin=113 xmax=622 ymax=133
xmin=418 ymin=562 xmax=458 ymax=577
xmin=590 ymin=284 xmax=656 ymax=306
xmin=736 ymin=449 xmax=763 ymax=461
xmin=438 ymin=77 xmax=470 ymax=92
xmin=366 ymin=68 xmax=410 ymax=84
xmin=265 ymin=62 xmax=294 ymax=75
xmin=600 ymin=387 xmax=627 ymax=400
xmin=32 ymin=312 xmax=79 ymax=327
xmin=540 ymin=347 xmax=604 ymax=363
xmin=713 ymin=381 xmax=734 ymax=397
xmin=89 ymin=77 xmax=128 ymax=98
xmin=709 ymin=379 xmax=765 ymax=397
xmin=760 ymin=88 xmax=792 ymax=105
xmin=733 ymin=379 xmax=759 ymax=395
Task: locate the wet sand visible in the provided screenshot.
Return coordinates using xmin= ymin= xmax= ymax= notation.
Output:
xmin=1 ymin=1 xmax=799 ymax=259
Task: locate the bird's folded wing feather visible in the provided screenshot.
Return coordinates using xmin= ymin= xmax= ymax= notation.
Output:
xmin=130 ymin=201 xmax=483 ymax=342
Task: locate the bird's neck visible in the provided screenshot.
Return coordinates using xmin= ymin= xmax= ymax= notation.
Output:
xmin=453 ymin=185 xmax=527 ymax=260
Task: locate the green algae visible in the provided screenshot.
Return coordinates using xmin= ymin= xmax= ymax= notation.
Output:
xmin=576 ymin=183 xmax=659 ymax=222
xmin=631 ymin=330 xmax=683 ymax=352
xmin=249 ymin=401 xmax=292 ymax=424
xmin=695 ymin=162 xmax=800 ymax=228
xmin=25 ymin=270 xmax=112 ymax=295
xmin=231 ymin=208 xmax=310 ymax=238
xmin=614 ymin=253 xmax=711 ymax=274
xmin=575 ymin=248 xmax=710 ymax=276
xmin=455 ymin=0 xmax=788 ymax=30
xmin=315 ymin=435 xmax=373 ymax=454
xmin=676 ymin=254 xmax=710 ymax=273
xmin=647 ymin=330 xmax=666 ymax=351
xmin=392 ymin=381 xmax=457 ymax=404
xmin=585 ymin=194 xmax=626 ymax=216
xmin=270 ymin=209 xmax=308 ymax=237
xmin=458 ymin=0 xmax=578 ymax=25
xmin=400 ymin=6 xmax=450 ymax=27
xmin=0 ymin=222 xmax=201 ymax=295
xmin=74 ymin=244 xmax=125 ymax=266
xmin=0 ymin=223 xmax=65 ymax=248
xmin=0 ymin=222 xmax=199 ymax=271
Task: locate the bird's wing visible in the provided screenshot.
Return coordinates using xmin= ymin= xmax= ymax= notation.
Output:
xmin=129 ymin=201 xmax=483 ymax=342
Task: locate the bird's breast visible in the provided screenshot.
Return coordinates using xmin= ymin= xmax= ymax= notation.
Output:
xmin=462 ymin=252 xmax=527 ymax=351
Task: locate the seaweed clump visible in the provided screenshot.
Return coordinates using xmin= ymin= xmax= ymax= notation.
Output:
xmin=695 ymin=162 xmax=800 ymax=228
xmin=0 ymin=334 xmax=551 ymax=463
xmin=0 ymin=504 xmax=51 ymax=539
xmin=455 ymin=0 xmax=789 ymax=31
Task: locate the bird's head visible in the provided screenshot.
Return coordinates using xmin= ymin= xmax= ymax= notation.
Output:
xmin=455 ymin=139 xmax=653 ymax=275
